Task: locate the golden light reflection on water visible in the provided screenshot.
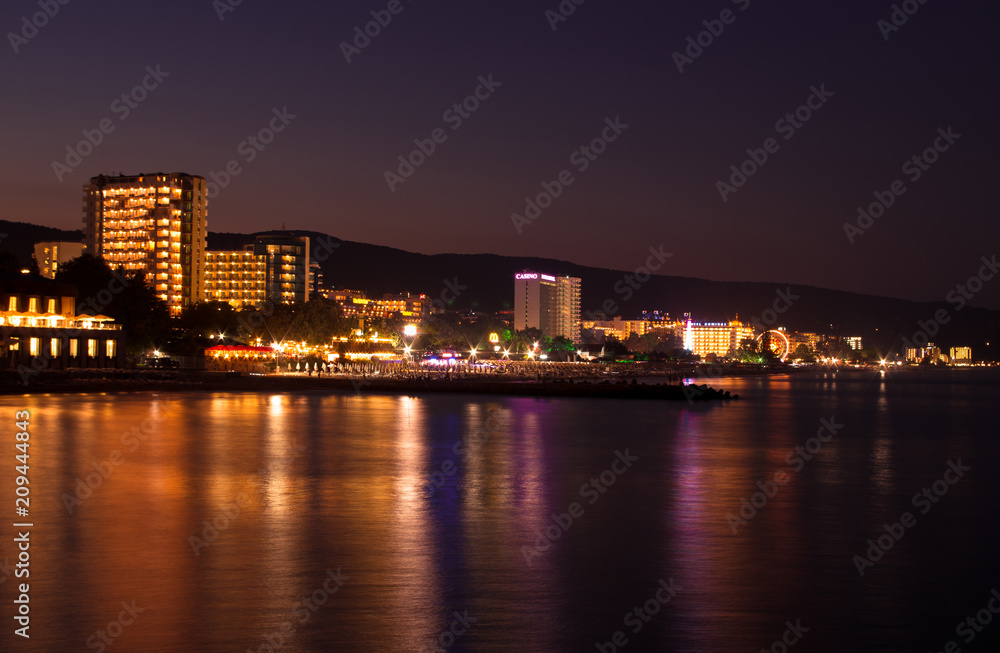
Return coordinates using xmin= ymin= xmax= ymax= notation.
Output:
xmin=386 ymin=395 xmax=442 ymax=641
xmin=2 ymin=370 xmax=995 ymax=651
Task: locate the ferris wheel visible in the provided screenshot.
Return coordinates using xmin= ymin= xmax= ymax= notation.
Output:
xmin=756 ymin=330 xmax=790 ymax=362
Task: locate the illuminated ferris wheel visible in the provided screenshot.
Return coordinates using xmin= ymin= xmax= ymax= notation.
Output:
xmin=756 ymin=330 xmax=790 ymax=362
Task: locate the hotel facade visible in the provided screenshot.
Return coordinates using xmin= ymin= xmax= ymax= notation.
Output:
xmin=513 ymin=272 xmax=582 ymax=343
xmin=581 ymin=317 xmax=653 ymax=342
xmin=205 ymin=234 xmax=311 ymax=307
xmin=683 ymin=319 xmax=755 ymax=358
xmin=83 ymin=172 xmax=208 ymax=316
xmin=0 ymin=276 xmax=124 ymax=370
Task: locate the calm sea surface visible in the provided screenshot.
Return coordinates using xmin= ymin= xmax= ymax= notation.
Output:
xmin=1 ymin=369 xmax=999 ymax=652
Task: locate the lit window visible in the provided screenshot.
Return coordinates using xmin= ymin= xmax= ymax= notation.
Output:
xmin=28 ymin=298 xmax=38 ymax=313
xmin=50 ymin=338 xmax=61 ymax=357
xmin=106 ymin=340 xmax=116 ymax=358
xmin=47 ymin=298 xmax=57 ymax=313
xmin=88 ymin=339 xmax=98 ymax=357
xmin=29 ymin=338 xmax=39 ymax=356
xmin=8 ymin=297 xmax=16 ymax=311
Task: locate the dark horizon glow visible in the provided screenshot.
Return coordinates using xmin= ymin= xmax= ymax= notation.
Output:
xmin=2 ymin=0 xmax=998 ymax=308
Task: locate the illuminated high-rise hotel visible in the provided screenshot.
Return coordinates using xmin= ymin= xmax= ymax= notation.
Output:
xmin=83 ymin=173 xmax=207 ymax=316
xmin=205 ymin=234 xmax=311 ymax=307
xmin=204 ymin=247 xmax=266 ymax=306
xmin=513 ymin=272 xmax=582 ymax=343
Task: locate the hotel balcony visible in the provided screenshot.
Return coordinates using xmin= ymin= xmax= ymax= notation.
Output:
xmin=0 ymin=313 xmax=121 ymax=331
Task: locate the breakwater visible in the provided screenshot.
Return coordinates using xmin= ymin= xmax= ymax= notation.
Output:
xmin=0 ymin=369 xmax=736 ymax=401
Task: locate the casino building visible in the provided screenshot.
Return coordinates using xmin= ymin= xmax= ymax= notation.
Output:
xmin=513 ymin=271 xmax=582 ymax=343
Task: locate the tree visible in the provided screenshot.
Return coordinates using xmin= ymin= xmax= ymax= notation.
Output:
xmin=792 ymin=343 xmax=816 ymax=363
xmin=55 ymin=254 xmax=171 ymax=358
xmin=518 ymin=327 xmax=544 ymax=344
xmin=550 ymin=336 xmax=575 ymax=352
xmin=625 ymin=332 xmax=663 ymax=354
xmin=111 ymin=270 xmax=170 ymax=355
xmin=178 ymin=301 xmax=239 ymax=339
xmin=736 ymin=337 xmax=764 ymax=363
xmin=666 ymin=348 xmax=698 ymax=362
xmin=53 ymin=253 xmax=112 ymax=300
xmin=0 ymin=251 xmax=23 ymax=274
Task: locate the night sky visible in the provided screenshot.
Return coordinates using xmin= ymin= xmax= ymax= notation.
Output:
xmin=3 ymin=0 xmax=998 ymax=308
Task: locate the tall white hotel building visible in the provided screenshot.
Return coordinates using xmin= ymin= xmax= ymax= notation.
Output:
xmin=513 ymin=272 xmax=582 ymax=343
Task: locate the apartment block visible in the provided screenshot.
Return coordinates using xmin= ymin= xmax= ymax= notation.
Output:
xmin=83 ymin=172 xmax=207 ymax=316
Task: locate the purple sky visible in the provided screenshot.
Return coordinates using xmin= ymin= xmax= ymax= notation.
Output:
xmin=2 ymin=0 xmax=998 ymax=308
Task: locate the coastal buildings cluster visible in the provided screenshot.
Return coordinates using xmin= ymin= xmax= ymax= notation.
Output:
xmin=3 ymin=170 xmax=982 ymax=369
